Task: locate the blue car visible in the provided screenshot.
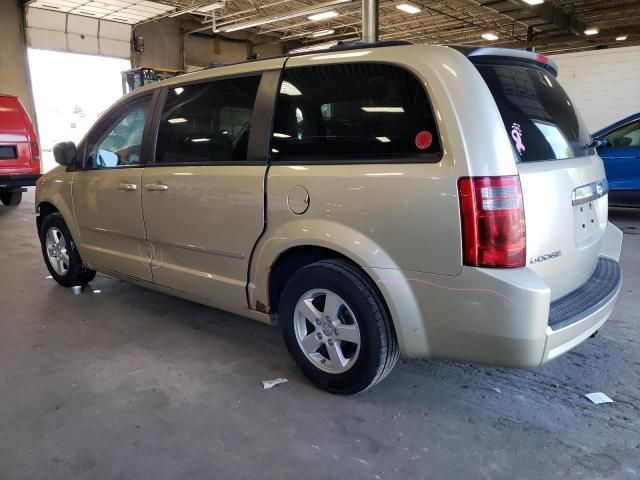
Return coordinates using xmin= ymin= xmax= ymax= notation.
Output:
xmin=594 ymin=112 xmax=640 ymax=207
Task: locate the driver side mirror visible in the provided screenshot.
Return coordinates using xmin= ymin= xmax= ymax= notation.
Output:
xmin=53 ymin=141 xmax=78 ymax=166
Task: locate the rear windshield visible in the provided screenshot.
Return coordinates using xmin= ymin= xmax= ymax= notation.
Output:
xmin=475 ymin=63 xmax=593 ymax=162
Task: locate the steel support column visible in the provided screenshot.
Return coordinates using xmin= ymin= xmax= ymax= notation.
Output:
xmin=362 ymin=0 xmax=379 ymax=43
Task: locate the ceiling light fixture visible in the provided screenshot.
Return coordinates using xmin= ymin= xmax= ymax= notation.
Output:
xmin=361 ymin=107 xmax=405 ymax=113
xmin=310 ymin=49 xmax=370 ymax=59
xmin=310 ymin=29 xmax=335 ymax=38
xmin=396 ymin=2 xmax=421 ymax=14
xmin=481 ymin=32 xmax=499 ymax=41
xmin=522 ymin=0 xmax=544 ymax=5
xmin=584 ymin=28 xmax=599 ymax=35
xmin=289 ymin=41 xmax=339 ymax=53
xmin=220 ymin=0 xmax=351 ymax=32
xmin=168 ymin=117 xmax=188 ymax=124
xmin=308 ymin=10 xmax=339 ymax=21
xmin=616 ymin=35 xmax=628 ymax=41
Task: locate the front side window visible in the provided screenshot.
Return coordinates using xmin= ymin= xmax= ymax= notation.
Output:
xmin=271 ymin=63 xmax=442 ymax=161
xmin=155 ymin=76 xmax=261 ymax=164
xmin=86 ymin=95 xmax=151 ymax=169
xmin=605 ymin=121 xmax=640 ymax=148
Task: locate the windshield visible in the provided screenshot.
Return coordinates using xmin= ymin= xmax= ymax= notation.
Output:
xmin=475 ymin=63 xmax=593 ymax=162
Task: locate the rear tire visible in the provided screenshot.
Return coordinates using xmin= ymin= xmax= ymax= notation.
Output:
xmin=39 ymin=212 xmax=96 ymax=287
xmin=0 ymin=190 xmax=22 ymax=206
xmin=280 ymin=258 xmax=399 ymax=395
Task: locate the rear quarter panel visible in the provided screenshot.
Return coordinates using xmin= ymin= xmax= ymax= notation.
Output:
xmin=249 ymin=45 xmax=520 ymax=314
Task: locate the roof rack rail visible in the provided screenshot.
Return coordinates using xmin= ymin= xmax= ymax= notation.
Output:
xmin=289 ymin=39 xmax=412 ymax=55
xmin=188 ymin=40 xmax=414 ymax=76
xmin=328 ymin=40 xmax=413 ymax=51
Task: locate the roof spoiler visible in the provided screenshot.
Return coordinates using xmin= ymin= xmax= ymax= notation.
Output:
xmin=449 ymin=46 xmax=558 ymax=77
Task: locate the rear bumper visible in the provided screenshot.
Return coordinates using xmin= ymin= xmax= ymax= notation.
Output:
xmin=543 ymin=257 xmax=621 ymax=362
xmin=0 ymin=174 xmax=41 ymax=189
xmin=367 ymin=222 xmax=623 ymax=367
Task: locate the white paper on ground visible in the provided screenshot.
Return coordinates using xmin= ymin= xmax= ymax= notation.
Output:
xmin=585 ymin=392 xmax=614 ymax=404
xmin=262 ymin=378 xmax=288 ymax=389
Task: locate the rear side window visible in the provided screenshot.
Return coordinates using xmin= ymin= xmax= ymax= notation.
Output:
xmin=271 ymin=63 xmax=441 ymax=161
xmin=155 ymin=75 xmax=261 ymax=164
xmin=476 ymin=64 xmax=592 ymax=162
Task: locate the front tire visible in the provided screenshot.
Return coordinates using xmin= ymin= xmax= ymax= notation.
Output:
xmin=280 ymin=259 xmax=399 ymax=394
xmin=39 ymin=212 xmax=96 ymax=287
xmin=0 ymin=190 xmax=22 ymax=206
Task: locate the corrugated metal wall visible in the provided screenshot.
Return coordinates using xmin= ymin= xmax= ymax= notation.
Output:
xmin=552 ymin=46 xmax=640 ymax=132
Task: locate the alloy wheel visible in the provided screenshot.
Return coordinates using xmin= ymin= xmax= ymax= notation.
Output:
xmin=45 ymin=227 xmax=70 ymax=276
xmin=294 ymin=288 xmax=361 ymax=374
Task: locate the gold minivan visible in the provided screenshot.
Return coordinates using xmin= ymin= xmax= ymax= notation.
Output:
xmin=37 ymin=42 xmax=622 ymax=394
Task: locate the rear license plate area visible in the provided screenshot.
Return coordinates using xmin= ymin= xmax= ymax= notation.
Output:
xmin=574 ymin=201 xmax=599 ymax=243
xmin=0 ymin=145 xmax=17 ymax=159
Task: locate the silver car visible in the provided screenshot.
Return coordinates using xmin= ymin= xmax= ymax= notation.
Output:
xmin=36 ymin=43 xmax=623 ymax=394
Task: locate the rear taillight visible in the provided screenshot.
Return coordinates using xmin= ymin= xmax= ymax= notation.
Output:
xmin=15 ymin=97 xmax=40 ymax=165
xmin=458 ymin=176 xmax=525 ymax=268
xmin=29 ymin=141 xmax=40 ymax=162
xmin=535 ymin=53 xmax=549 ymax=65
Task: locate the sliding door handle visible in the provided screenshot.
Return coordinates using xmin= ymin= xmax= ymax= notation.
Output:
xmin=145 ymin=183 xmax=169 ymax=191
xmin=118 ymin=183 xmax=137 ymax=191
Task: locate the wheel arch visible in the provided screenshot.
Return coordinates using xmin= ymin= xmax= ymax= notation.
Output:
xmin=266 ymin=243 xmax=410 ymax=354
xmin=249 ymin=219 xmax=400 ymax=313
xmin=249 ymin=219 xmax=427 ymax=357
xmin=36 ymin=201 xmax=60 ymax=233
xmin=268 ymin=245 xmax=353 ymax=314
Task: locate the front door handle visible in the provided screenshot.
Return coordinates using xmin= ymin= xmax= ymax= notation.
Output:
xmin=118 ymin=183 xmax=137 ymax=191
xmin=145 ymin=183 xmax=169 ymax=191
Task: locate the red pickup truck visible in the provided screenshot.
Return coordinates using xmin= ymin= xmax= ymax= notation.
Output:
xmin=0 ymin=94 xmax=41 ymax=206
